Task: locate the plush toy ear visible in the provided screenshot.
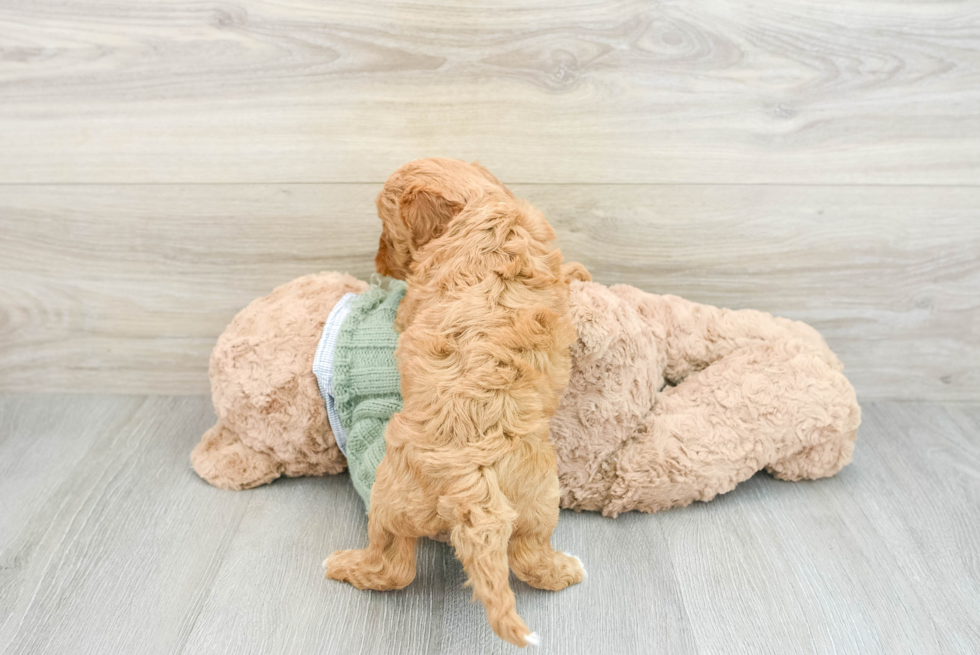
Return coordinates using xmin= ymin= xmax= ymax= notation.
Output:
xmin=399 ymin=181 xmax=464 ymax=250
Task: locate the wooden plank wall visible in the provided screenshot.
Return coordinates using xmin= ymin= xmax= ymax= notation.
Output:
xmin=1 ymin=0 xmax=978 ymax=400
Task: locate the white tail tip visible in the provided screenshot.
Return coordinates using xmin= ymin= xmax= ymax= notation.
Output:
xmin=525 ymin=632 xmax=541 ymax=647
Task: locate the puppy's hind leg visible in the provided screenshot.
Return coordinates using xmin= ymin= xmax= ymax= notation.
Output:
xmin=507 ymin=458 xmax=586 ymax=591
xmin=446 ymin=470 xmax=535 ymax=648
xmin=325 ymin=457 xmax=418 ymax=591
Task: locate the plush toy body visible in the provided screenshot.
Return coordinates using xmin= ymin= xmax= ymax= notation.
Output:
xmin=192 ymin=271 xmax=860 ymax=517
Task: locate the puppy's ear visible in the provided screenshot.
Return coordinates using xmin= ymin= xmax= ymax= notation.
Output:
xmin=399 ymin=181 xmax=464 ymax=250
xmin=374 ymin=233 xmax=397 ymax=278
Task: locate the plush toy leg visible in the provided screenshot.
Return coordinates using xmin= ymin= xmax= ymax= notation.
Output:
xmin=604 ymin=342 xmax=860 ymax=517
xmin=191 ymin=421 xmax=282 ymax=490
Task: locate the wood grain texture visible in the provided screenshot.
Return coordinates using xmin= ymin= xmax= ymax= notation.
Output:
xmin=658 ymin=403 xmax=980 ymax=654
xmin=180 ymin=478 xmax=447 ymax=655
xmin=1 ymin=0 xmax=979 ymax=184
xmin=0 ymin=396 xmax=253 ymax=655
xmin=1 ymin=395 xmax=978 ymax=654
xmin=1 ymin=183 xmax=977 ymax=400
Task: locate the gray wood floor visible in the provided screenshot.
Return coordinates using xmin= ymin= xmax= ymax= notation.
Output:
xmin=1 ymin=395 xmax=977 ymax=654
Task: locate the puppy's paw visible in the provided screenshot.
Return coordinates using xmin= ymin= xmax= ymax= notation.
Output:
xmin=323 ymin=548 xmax=358 ymax=583
xmin=525 ymin=632 xmax=541 ymax=647
xmin=324 ymin=548 xmax=415 ymax=590
xmin=517 ymin=550 xmax=585 ymax=591
xmin=569 ymin=554 xmax=587 ymax=581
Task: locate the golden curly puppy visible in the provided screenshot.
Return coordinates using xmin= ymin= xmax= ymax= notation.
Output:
xmin=325 ymin=159 xmax=585 ymax=646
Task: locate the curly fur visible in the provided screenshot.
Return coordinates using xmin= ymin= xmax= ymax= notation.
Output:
xmin=191 ymin=161 xmax=861 ymax=647
xmin=192 ymin=272 xmax=366 ymax=488
xmin=192 ymin=276 xmax=859 ymax=513
xmin=551 ymin=282 xmax=859 ymax=517
xmin=326 ymin=159 xmax=583 ymax=647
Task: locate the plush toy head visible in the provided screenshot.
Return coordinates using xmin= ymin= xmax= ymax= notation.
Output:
xmin=374 ymin=158 xmax=513 ymax=279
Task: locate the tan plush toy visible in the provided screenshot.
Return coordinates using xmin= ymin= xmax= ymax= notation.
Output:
xmin=192 ymin=267 xmax=860 ymax=517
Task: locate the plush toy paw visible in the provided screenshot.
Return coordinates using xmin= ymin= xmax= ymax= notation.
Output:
xmin=191 ymin=422 xmax=282 ymax=491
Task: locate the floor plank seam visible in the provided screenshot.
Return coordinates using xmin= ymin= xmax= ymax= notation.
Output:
xmin=656 ymin=519 xmax=703 ymax=655
xmin=170 ymin=493 xmax=253 ymax=655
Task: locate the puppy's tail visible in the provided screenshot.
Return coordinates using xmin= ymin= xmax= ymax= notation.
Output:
xmin=446 ymin=469 xmax=535 ymax=648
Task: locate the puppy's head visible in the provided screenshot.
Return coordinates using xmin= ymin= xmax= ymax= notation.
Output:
xmin=375 ymin=158 xmax=512 ymax=278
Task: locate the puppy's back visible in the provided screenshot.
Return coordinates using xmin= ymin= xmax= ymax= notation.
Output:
xmin=395 ymin=194 xmax=575 ymax=450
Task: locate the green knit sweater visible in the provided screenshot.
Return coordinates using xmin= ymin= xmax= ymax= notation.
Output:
xmin=332 ymin=280 xmax=406 ymax=509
